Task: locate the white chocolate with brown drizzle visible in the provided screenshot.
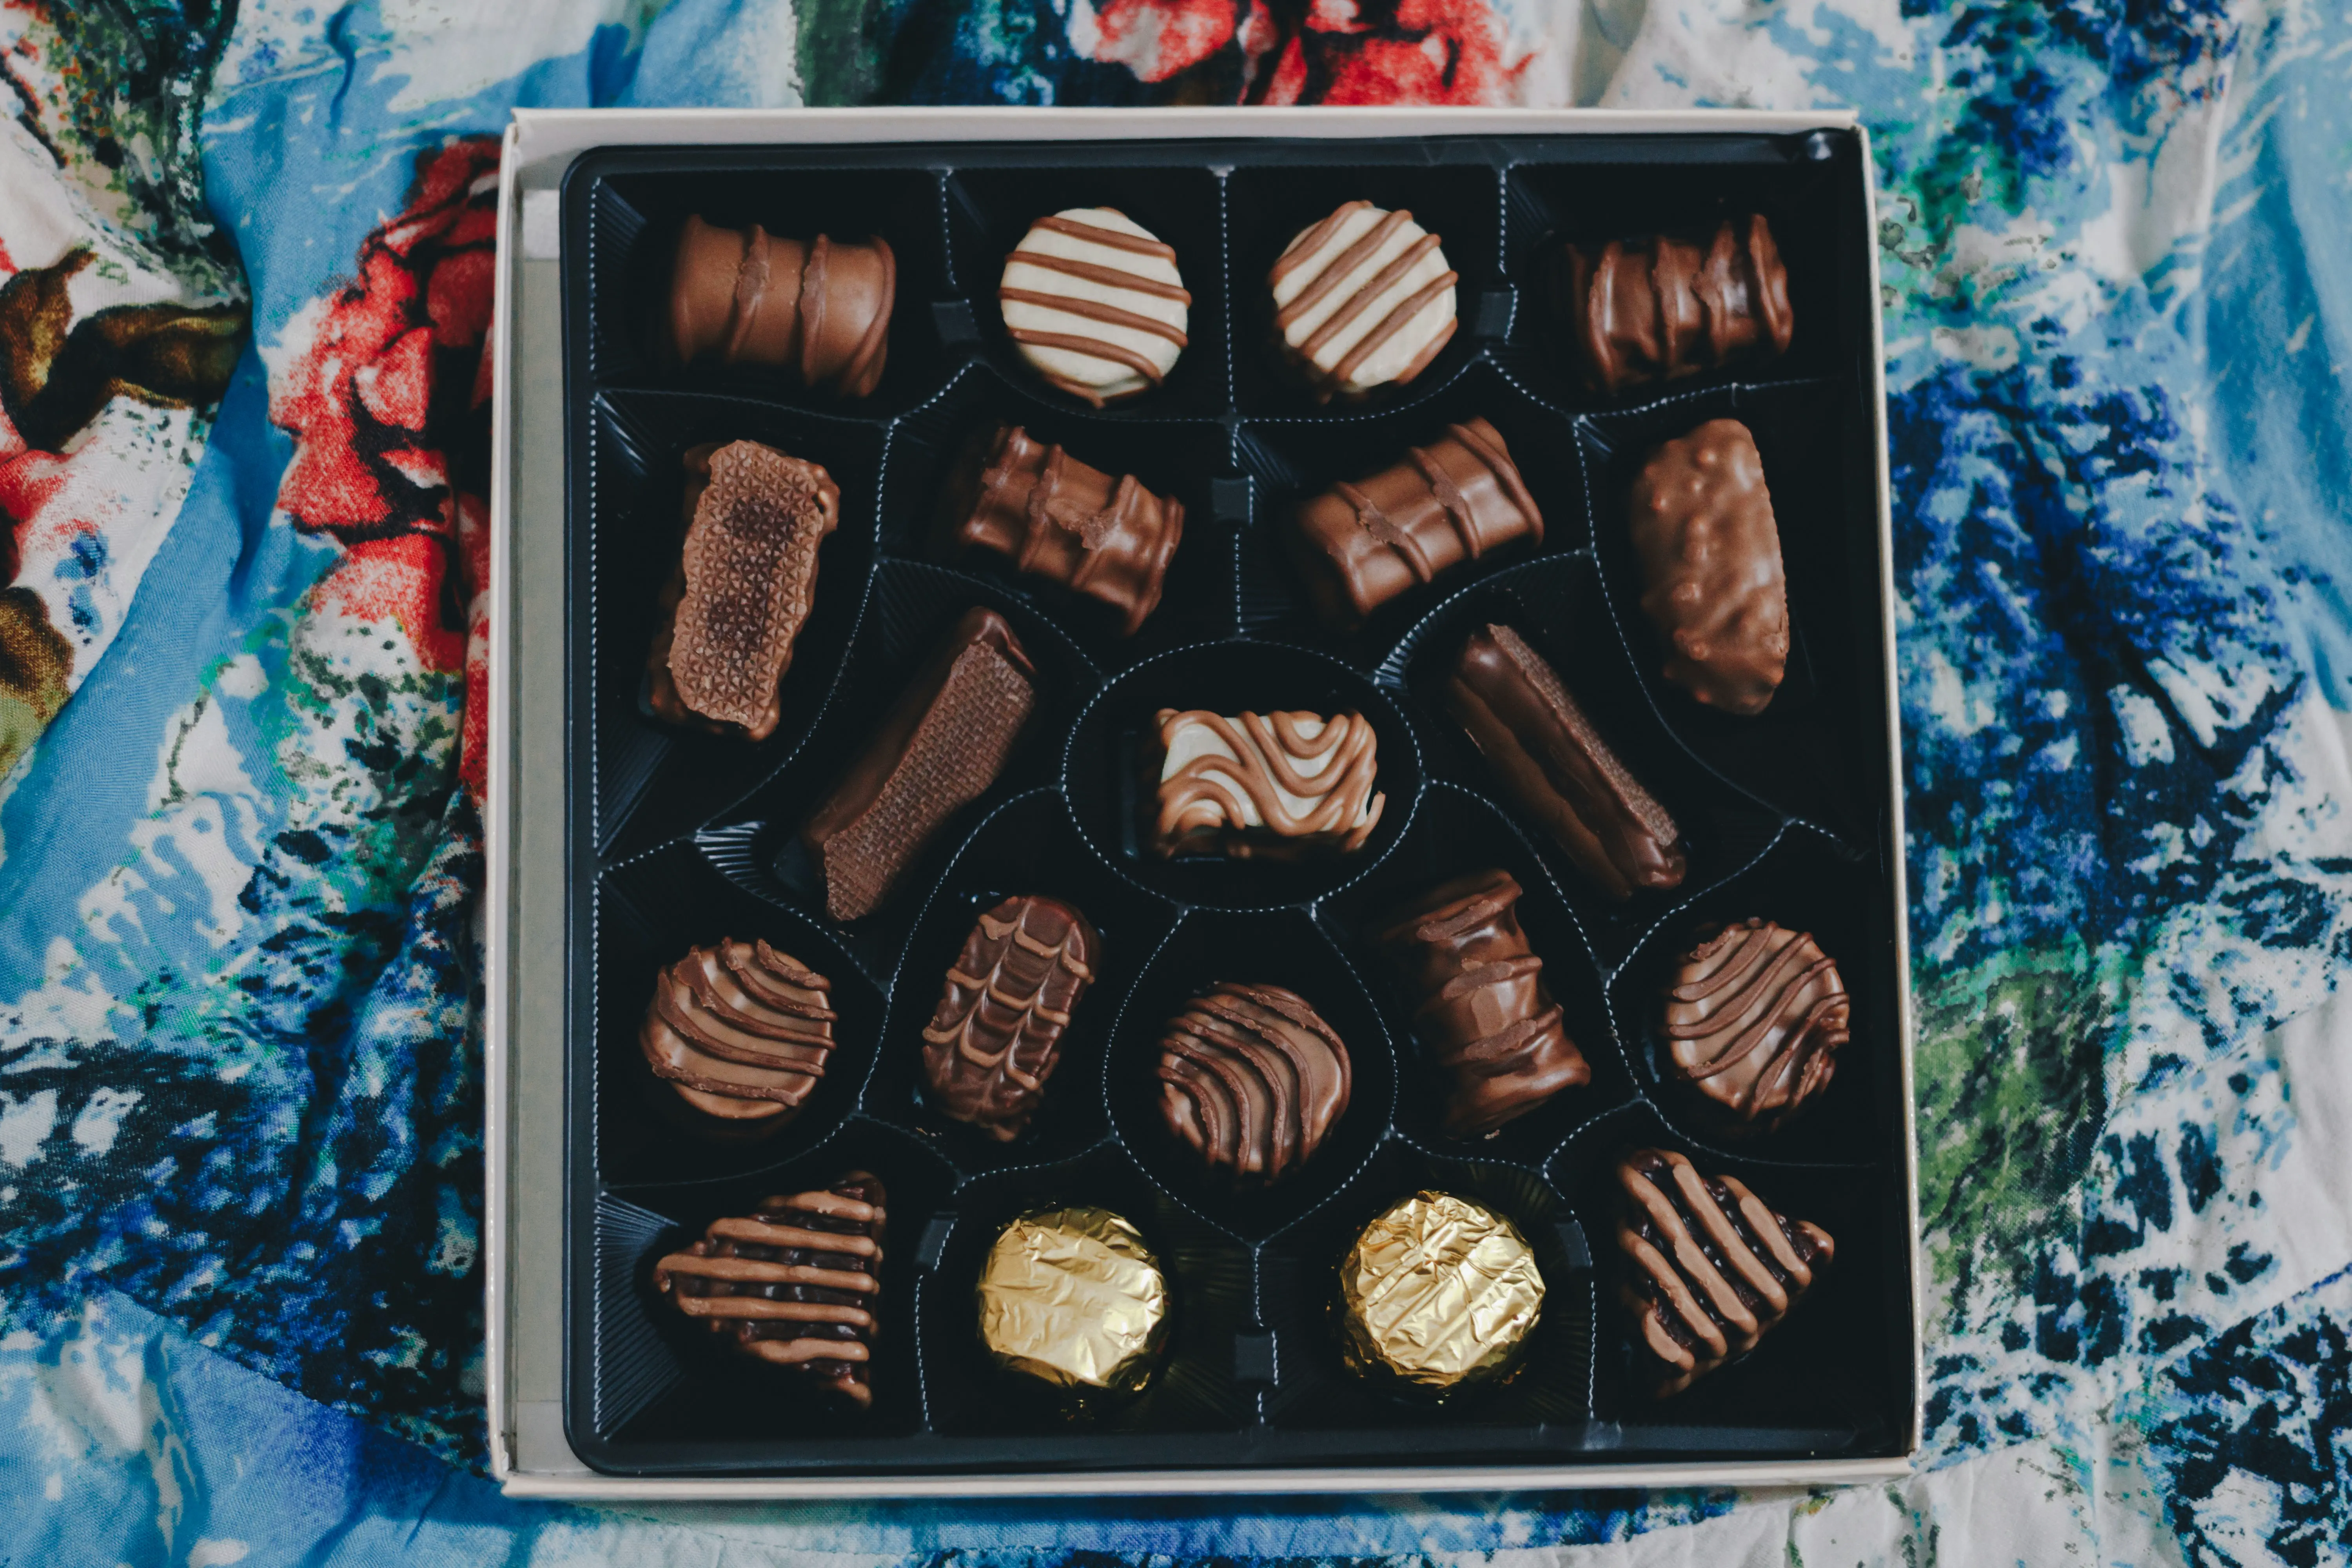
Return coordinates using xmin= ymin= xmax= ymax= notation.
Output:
xmin=1662 ymin=918 xmax=1848 ymax=1130
xmin=1270 ymin=201 xmax=1457 ymax=400
xmin=1614 ymin=1148 xmax=1831 ymax=1396
xmin=1151 ymin=708 xmax=1385 ymax=858
xmin=1000 ymin=208 xmax=1190 ymax=406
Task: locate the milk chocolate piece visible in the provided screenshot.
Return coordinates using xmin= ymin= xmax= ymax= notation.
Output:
xmin=639 ymin=939 xmax=837 ymax=1129
xmin=1377 ymin=871 xmax=1590 ymax=1137
xmin=1446 ymin=624 xmax=1686 ymax=899
xmin=652 ymin=1174 xmax=887 ymax=1405
xmin=664 ymin=215 xmax=894 ymax=397
xmin=1000 ymin=208 xmax=1190 ymax=407
xmin=1614 ymin=1148 xmax=1830 ymax=1396
xmin=1628 ymin=419 xmax=1788 ymax=715
xmin=646 ymin=441 xmax=840 ymax=741
xmin=802 ymin=608 xmax=1037 ymax=922
xmin=1270 ymin=201 xmax=1458 ymax=401
xmin=1557 ymin=215 xmax=1792 ymax=394
xmin=1289 ymin=418 xmax=1543 ymax=628
xmin=1337 ymin=1191 xmax=1544 ymax=1396
xmin=1663 ymin=919 xmax=1847 ymax=1132
xmin=1149 ymin=708 xmax=1384 ymax=860
xmin=943 ymin=424 xmax=1184 ymax=636
xmin=976 ymin=1205 xmax=1169 ymax=1396
xmin=921 ymin=895 xmax=1099 ymax=1142
xmin=1156 ymin=982 xmax=1350 ymax=1186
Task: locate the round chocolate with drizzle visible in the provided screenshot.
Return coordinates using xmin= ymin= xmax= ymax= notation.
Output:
xmin=639 ymin=939 xmax=836 ymax=1131
xmin=652 ymin=1174 xmax=887 ymax=1406
xmin=1270 ymin=201 xmax=1457 ymax=401
xmin=1000 ymin=208 xmax=1189 ymax=407
xmin=1149 ymin=708 xmax=1385 ymax=860
xmin=1661 ymin=918 xmax=1847 ymax=1132
xmin=1613 ymin=1148 xmax=1830 ymax=1396
xmin=1156 ymin=981 xmax=1351 ymax=1185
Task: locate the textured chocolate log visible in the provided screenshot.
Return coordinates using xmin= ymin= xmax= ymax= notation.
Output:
xmin=1558 ymin=215 xmax=1792 ymax=394
xmin=921 ymin=895 xmax=1099 ymax=1142
xmin=1289 ymin=418 xmax=1542 ymax=628
xmin=639 ymin=939 xmax=837 ymax=1129
xmin=1156 ymin=982 xmax=1351 ymax=1186
xmin=976 ymin=1205 xmax=1169 ymax=1395
xmin=664 ymin=215 xmax=893 ymax=397
xmin=646 ymin=441 xmax=840 ymax=741
xmin=1445 ymin=624 xmax=1686 ymax=899
xmin=1628 ymin=419 xmax=1789 ymax=715
xmin=1337 ymin=1191 xmax=1544 ymax=1396
xmin=1614 ymin=1148 xmax=1830 ymax=1396
xmin=1271 ymin=201 xmax=1457 ymax=401
xmin=1663 ymin=919 xmax=1848 ymax=1131
xmin=942 ymin=424 xmax=1184 ymax=636
xmin=1377 ymin=870 xmax=1591 ymax=1137
xmin=1149 ymin=708 xmax=1384 ymax=860
xmin=652 ymin=1174 xmax=887 ymax=1405
xmin=802 ymin=608 xmax=1037 ymax=922
xmin=999 ymin=208 xmax=1190 ymax=407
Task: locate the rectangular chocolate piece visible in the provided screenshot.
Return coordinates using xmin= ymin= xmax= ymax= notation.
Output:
xmin=1557 ymin=214 xmax=1792 ymax=394
xmin=648 ymin=439 xmax=840 ymax=741
xmin=1288 ymin=416 xmax=1541 ymax=628
xmin=801 ymin=606 xmax=1037 ymax=921
xmin=921 ymin=894 xmax=1098 ymax=1142
xmin=1628 ymin=418 xmax=1788 ymax=715
xmin=1148 ymin=708 xmax=1383 ymax=860
xmin=943 ymin=423 xmax=1183 ymax=635
xmin=1446 ymin=623 xmax=1685 ymax=900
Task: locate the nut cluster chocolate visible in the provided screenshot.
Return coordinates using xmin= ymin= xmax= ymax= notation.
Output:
xmin=1629 ymin=418 xmax=1789 ymax=715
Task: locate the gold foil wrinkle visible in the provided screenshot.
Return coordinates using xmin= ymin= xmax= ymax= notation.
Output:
xmin=977 ymin=1205 xmax=1170 ymax=1394
xmin=1338 ymin=1191 xmax=1544 ymax=1393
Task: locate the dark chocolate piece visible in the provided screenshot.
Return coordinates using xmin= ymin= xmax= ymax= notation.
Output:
xmin=639 ymin=939 xmax=837 ymax=1130
xmin=1148 ymin=708 xmax=1385 ymax=859
xmin=921 ymin=895 xmax=1099 ymax=1142
xmin=942 ymin=424 xmax=1183 ymax=635
xmin=652 ymin=1174 xmax=887 ymax=1405
xmin=1289 ymin=417 xmax=1542 ymax=628
xmin=1445 ymin=624 xmax=1686 ymax=899
xmin=1557 ymin=215 xmax=1792 ymax=394
xmin=1628 ymin=418 xmax=1788 ymax=715
xmin=646 ymin=441 xmax=840 ymax=741
xmin=1270 ymin=201 xmax=1458 ymax=401
xmin=663 ymin=215 xmax=894 ymax=397
xmin=1663 ymin=919 xmax=1847 ymax=1132
xmin=1156 ymin=982 xmax=1351 ymax=1186
xmin=1613 ymin=1148 xmax=1830 ymax=1396
xmin=1377 ymin=870 xmax=1590 ymax=1137
xmin=801 ymin=607 xmax=1037 ymax=922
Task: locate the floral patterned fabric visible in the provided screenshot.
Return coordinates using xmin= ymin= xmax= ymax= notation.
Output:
xmin=2 ymin=0 xmax=2348 ymax=1563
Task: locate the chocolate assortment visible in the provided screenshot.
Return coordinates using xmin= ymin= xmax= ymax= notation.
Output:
xmin=569 ymin=135 xmax=1907 ymax=1480
xmin=922 ymin=895 xmax=1099 ymax=1141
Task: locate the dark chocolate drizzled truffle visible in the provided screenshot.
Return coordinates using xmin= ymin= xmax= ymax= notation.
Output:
xmin=1628 ymin=419 xmax=1789 ymax=715
xmin=922 ymin=895 xmax=1099 ymax=1142
xmin=639 ymin=939 xmax=836 ymax=1130
xmin=663 ymin=216 xmax=894 ymax=397
xmin=1663 ymin=919 xmax=1848 ymax=1132
xmin=1445 ymin=624 xmax=1686 ymax=900
xmin=1614 ymin=1148 xmax=1830 ymax=1396
xmin=1288 ymin=417 xmax=1542 ymax=628
xmin=1156 ymin=982 xmax=1351 ymax=1185
xmin=942 ymin=424 xmax=1184 ymax=636
xmin=1556 ymin=215 xmax=1792 ymax=394
xmin=653 ymin=1174 xmax=887 ymax=1405
xmin=801 ymin=607 xmax=1037 ymax=922
xmin=647 ymin=440 xmax=840 ymax=742
xmin=1377 ymin=870 xmax=1590 ymax=1137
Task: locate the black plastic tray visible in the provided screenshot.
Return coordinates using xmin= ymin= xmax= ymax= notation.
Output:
xmin=560 ymin=132 xmax=1911 ymax=1479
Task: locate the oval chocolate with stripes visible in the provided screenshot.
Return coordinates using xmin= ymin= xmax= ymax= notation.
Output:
xmin=1270 ymin=201 xmax=1457 ymax=401
xmin=1155 ymin=981 xmax=1351 ymax=1186
xmin=1661 ymin=918 xmax=1848 ymax=1132
xmin=999 ymin=207 xmax=1190 ymax=407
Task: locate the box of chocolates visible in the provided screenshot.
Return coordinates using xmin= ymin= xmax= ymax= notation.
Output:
xmin=484 ymin=107 xmax=1917 ymax=1497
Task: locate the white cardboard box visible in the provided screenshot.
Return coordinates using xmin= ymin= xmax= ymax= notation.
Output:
xmin=485 ymin=106 xmax=1917 ymax=1499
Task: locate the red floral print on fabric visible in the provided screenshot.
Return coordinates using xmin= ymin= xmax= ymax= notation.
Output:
xmin=270 ymin=137 xmax=499 ymax=798
xmin=1080 ymin=0 xmax=1520 ymax=104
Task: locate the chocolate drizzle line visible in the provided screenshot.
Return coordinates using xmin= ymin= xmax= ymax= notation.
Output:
xmin=1613 ymin=1149 xmax=1830 ymax=1397
xmin=1156 ymin=981 xmax=1352 ymax=1185
xmin=653 ymin=1175 xmax=887 ymax=1406
xmin=1663 ymin=919 xmax=1848 ymax=1125
xmin=921 ymin=896 xmax=1098 ymax=1142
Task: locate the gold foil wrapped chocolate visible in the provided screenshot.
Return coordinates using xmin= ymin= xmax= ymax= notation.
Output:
xmin=976 ymin=1205 xmax=1170 ymax=1395
xmin=1338 ymin=1191 xmax=1544 ymax=1394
